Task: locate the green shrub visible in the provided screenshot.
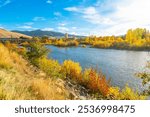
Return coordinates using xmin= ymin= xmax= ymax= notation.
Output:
xmin=27 ymin=41 xmax=49 ymax=65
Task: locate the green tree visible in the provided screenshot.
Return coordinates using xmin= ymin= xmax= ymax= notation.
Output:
xmin=27 ymin=41 xmax=49 ymax=65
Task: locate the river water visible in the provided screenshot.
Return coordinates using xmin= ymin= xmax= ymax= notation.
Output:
xmin=46 ymin=45 xmax=150 ymax=92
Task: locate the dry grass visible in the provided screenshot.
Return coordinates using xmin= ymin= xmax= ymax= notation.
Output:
xmin=0 ymin=28 xmax=31 ymax=38
xmin=0 ymin=43 xmax=13 ymax=69
xmin=31 ymin=78 xmax=67 ymax=100
xmin=0 ymin=43 xmax=68 ymax=100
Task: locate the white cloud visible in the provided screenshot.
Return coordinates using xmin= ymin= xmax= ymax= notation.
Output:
xmin=33 ymin=17 xmax=46 ymax=21
xmin=64 ymin=7 xmax=79 ymax=12
xmin=72 ymin=27 xmax=77 ymax=29
xmin=42 ymin=28 xmax=54 ymax=31
xmin=17 ymin=25 xmax=32 ymax=29
xmin=54 ymin=12 xmax=62 ymax=17
xmin=58 ymin=27 xmax=69 ymax=32
xmin=65 ymin=6 xmax=114 ymax=25
xmin=0 ymin=26 xmax=4 ymax=29
xmin=24 ymin=22 xmax=34 ymax=25
xmin=0 ymin=0 xmax=11 ymax=8
xmin=69 ymin=32 xmax=77 ymax=35
xmin=82 ymin=7 xmax=114 ymax=25
xmin=58 ymin=23 xmax=66 ymax=26
xmin=65 ymin=0 xmax=150 ymax=36
xmin=100 ymin=0 xmax=150 ymax=35
xmin=46 ymin=0 xmax=52 ymax=4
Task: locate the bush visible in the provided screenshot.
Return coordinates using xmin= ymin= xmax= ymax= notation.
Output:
xmin=37 ymin=58 xmax=61 ymax=78
xmin=84 ymin=69 xmax=110 ymax=96
xmin=61 ymin=60 xmax=82 ymax=80
xmin=107 ymin=87 xmax=120 ymax=99
xmin=93 ymin=41 xmax=112 ymax=48
xmin=82 ymin=68 xmax=91 ymax=85
xmin=55 ymin=39 xmax=79 ymax=47
xmin=107 ymin=86 xmax=146 ymax=100
xmin=67 ymin=40 xmax=79 ymax=46
xmin=27 ymin=42 xmax=49 ymax=65
xmin=137 ymin=62 xmax=150 ymax=95
xmin=119 ymin=85 xmax=146 ymax=100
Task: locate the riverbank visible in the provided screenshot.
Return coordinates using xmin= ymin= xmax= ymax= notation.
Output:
xmin=0 ymin=42 xmax=147 ymax=100
xmin=0 ymin=43 xmax=97 ymax=100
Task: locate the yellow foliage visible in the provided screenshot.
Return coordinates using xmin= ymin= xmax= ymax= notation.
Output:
xmin=82 ymin=68 xmax=91 ymax=84
xmin=62 ymin=60 xmax=82 ymax=80
xmin=37 ymin=58 xmax=61 ymax=78
xmin=107 ymin=87 xmax=120 ymax=99
xmin=107 ymin=86 xmax=146 ymax=100
xmin=93 ymin=41 xmax=112 ymax=48
xmin=119 ymin=85 xmax=146 ymax=100
xmin=0 ymin=43 xmax=68 ymax=100
xmin=55 ymin=39 xmax=79 ymax=47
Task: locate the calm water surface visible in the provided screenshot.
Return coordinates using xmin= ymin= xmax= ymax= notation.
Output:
xmin=47 ymin=45 xmax=150 ymax=91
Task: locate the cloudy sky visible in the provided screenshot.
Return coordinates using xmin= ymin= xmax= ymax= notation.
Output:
xmin=0 ymin=0 xmax=150 ymax=36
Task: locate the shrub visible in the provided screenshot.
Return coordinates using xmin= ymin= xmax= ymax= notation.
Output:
xmin=67 ymin=40 xmax=79 ymax=46
xmin=61 ymin=60 xmax=82 ymax=80
xmin=107 ymin=85 xmax=146 ymax=100
xmin=119 ymin=85 xmax=146 ymax=100
xmin=27 ymin=42 xmax=49 ymax=65
xmin=17 ymin=47 xmax=27 ymax=57
xmin=93 ymin=41 xmax=112 ymax=48
xmin=5 ymin=41 xmax=18 ymax=51
xmin=82 ymin=68 xmax=110 ymax=96
xmin=37 ymin=58 xmax=61 ymax=78
xmin=107 ymin=87 xmax=120 ymax=99
xmin=55 ymin=39 xmax=67 ymax=47
xmin=86 ymin=69 xmax=110 ymax=96
xmin=82 ymin=68 xmax=91 ymax=85
xmin=55 ymin=39 xmax=79 ymax=47
xmin=137 ymin=62 xmax=150 ymax=95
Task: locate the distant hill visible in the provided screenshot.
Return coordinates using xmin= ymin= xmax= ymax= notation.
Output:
xmin=0 ymin=29 xmax=31 ymax=39
xmin=12 ymin=29 xmax=85 ymax=38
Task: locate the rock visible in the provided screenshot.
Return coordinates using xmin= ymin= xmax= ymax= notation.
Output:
xmin=79 ymin=96 xmax=86 ymax=100
xmin=69 ymin=91 xmax=78 ymax=100
xmin=55 ymin=79 xmax=65 ymax=89
xmin=38 ymin=71 xmax=46 ymax=77
xmin=56 ymin=87 xmax=64 ymax=94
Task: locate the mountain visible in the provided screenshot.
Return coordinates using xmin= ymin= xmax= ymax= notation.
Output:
xmin=0 ymin=29 xmax=31 ymax=39
xmin=12 ymin=30 xmax=85 ymax=38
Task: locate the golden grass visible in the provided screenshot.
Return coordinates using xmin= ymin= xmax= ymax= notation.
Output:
xmin=31 ymin=78 xmax=67 ymax=100
xmin=0 ymin=29 xmax=31 ymax=38
xmin=0 ymin=43 xmax=13 ymax=69
xmin=0 ymin=43 xmax=68 ymax=100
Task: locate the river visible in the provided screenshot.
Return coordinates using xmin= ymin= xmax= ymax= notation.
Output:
xmin=46 ymin=45 xmax=150 ymax=92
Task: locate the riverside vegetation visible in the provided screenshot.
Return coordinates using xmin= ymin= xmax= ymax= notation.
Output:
xmin=0 ymin=39 xmax=148 ymax=100
xmin=33 ymin=28 xmax=150 ymax=51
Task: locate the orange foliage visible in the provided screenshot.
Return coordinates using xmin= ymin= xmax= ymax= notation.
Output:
xmin=83 ymin=69 xmax=110 ymax=96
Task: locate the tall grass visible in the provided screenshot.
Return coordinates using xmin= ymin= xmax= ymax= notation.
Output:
xmin=0 ymin=43 xmax=13 ymax=69
xmin=0 ymin=43 xmax=68 ymax=100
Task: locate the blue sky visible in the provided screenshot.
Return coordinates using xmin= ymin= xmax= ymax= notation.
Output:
xmin=0 ymin=0 xmax=150 ymax=36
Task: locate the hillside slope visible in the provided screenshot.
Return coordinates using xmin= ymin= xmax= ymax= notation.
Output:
xmin=0 ymin=29 xmax=31 ymax=38
xmin=0 ymin=43 xmax=68 ymax=99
